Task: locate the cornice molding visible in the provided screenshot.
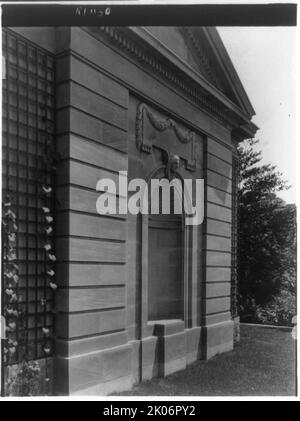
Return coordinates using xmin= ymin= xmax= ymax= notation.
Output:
xmin=84 ymin=26 xmax=258 ymax=140
xmin=203 ymin=27 xmax=256 ymax=118
xmin=96 ymin=26 xmax=244 ymax=129
xmin=182 ymin=28 xmax=224 ymax=94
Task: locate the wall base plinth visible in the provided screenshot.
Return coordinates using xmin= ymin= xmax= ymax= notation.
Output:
xmin=233 ymin=316 xmax=240 ymax=344
xmin=54 ymin=343 xmax=134 ymax=396
xmin=138 ymin=322 xmax=203 ymax=381
xmin=202 ymin=320 xmax=234 ymax=360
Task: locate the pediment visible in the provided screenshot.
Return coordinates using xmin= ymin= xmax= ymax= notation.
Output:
xmin=145 ymin=27 xmax=255 ymax=118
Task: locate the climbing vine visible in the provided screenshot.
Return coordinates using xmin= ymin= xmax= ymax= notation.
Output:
xmin=2 ymin=146 xmax=58 ymax=396
xmin=41 ymin=174 xmax=57 ymax=389
xmin=2 ymin=30 xmax=57 ymax=396
xmin=2 ymin=195 xmax=19 ymax=364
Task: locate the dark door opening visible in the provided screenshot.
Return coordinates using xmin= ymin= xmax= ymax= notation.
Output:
xmin=148 ymin=212 xmax=184 ymax=321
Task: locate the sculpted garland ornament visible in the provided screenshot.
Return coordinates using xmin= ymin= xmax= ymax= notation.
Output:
xmin=136 ymin=103 xmax=196 ymax=171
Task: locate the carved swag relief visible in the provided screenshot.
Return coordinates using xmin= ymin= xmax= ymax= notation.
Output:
xmin=136 ymin=103 xmax=196 ymax=171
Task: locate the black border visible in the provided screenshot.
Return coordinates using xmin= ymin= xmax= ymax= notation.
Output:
xmin=1 ymin=3 xmax=297 ymax=27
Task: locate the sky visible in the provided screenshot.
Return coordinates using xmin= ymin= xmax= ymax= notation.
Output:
xmin=218 ymin=27 xmax=297 ymax=204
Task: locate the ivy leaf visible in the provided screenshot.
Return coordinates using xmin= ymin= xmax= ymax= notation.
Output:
xmin=42 ymin=186 xmax=52 ymax=194
xmin=49 ymin=282 xmax=57 ymax=290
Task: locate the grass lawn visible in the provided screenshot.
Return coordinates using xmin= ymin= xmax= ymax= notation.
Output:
xmin=114 ymin=324 xmax=296 ymax=396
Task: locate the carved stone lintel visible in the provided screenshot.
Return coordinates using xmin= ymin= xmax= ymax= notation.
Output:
xmin=136 ymin=102 xmax=196 ymax=171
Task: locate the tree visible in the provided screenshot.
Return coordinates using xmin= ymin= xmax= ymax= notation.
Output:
xmin=237 ymin=139 xmax=296 ymax=323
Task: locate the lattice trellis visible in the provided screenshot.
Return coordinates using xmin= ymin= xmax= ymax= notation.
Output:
xmin=2 ymin=29 xmax=56 ymax=365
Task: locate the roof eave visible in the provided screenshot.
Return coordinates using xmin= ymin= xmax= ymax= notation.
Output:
xmin=232 ymin=120 xmax=259 ymax=142
xmin=128 ymin=27 xmax=258 ymax=141
xmin=130 ymin=27 xmax=256 ymax=123
xmin=203 ymin=27 xmax=256 ymax=118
